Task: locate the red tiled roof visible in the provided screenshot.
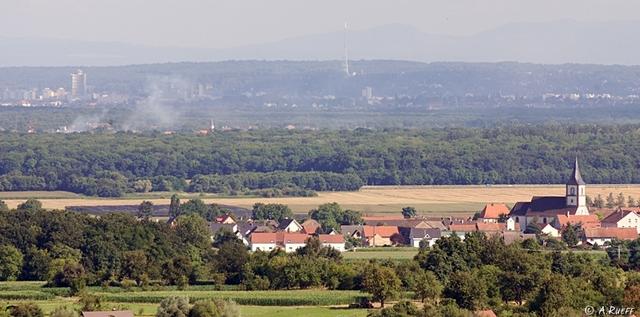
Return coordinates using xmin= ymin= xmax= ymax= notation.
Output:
xmin=250 ymin=232 xmax=278 ymax=244
xmin=584 ymin=227 xmax=638 ymax=240
xmin=480 ymin=203 xmax=510 ymax=219
xmin=449 ymin=223 xmax=477 ymax=232
xmin=476 ymin=222 xmax=507 ymax=232
xmin=473 ymin=310 xmax=497 ymax=317
xmin=318 ymin=234 xmax=345 ymax=244
xmin=281 ymin=232 xmax=309 ymax=244
xmin=301 ymin=219 xmax=321 ymax=234
xmin=363 ymin=225 xmax=400 ymax=238
xmin=555 ymin=214 xmax=600 ymax=228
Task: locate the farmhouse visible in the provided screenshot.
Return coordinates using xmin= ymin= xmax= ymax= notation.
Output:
xmin=318 ymin=234 xmax=346 ymax=251
xmin=510 ymin=158 xmax=590 ymax=231
xmin=601 ymin=209 xmax=640 ymax=233
xmin=584 ymin=227 xmax=638 ymax=246
xmin=362 ymin=225 xmax=401 ymax=246
xmin=478 ymin=203 xmax=510 ymax=223
xmin=409 ymin=228 xmax=442 ymax=248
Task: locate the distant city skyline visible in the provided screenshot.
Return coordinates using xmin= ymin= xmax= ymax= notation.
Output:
xmin=1 ymin=0 xmax=640 ymax=49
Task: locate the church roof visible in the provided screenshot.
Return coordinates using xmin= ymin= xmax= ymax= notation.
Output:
xmin=567 ymin=157 xmax=586 ymax=185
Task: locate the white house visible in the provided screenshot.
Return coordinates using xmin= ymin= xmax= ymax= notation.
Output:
xmin=281 ymin=233 xmax=308 ymax=252
xmin=250 ymin=232 xmax=278 ymax=252
xmin=539 ymin=223 xmax=560 ymax=238
xmin=409 ymin=228 xmax=442 ymax=248
xmin=277 ymin=219 xmax=304 ymax=233
xmin=601 ymin=209 xmax=640 ymax=233
xmin=584 ymin=227 xmax=638 ymax=246
xmin=318 ymin=234 xmax=346 ymax=252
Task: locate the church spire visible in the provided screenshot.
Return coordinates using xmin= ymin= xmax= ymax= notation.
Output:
xmin=567 ymin=157 xmax=586 ymax=185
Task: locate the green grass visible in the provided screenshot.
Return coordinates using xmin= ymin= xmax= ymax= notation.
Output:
xmin=0 ymin=191 xmax=81 ymax=199
xmin=241 ymin=306 xmax=369 ymax=317
xmin=343 ymin=248 xmax=418 ymax=260
xmin=96 ymin=289 xmax=364 ymax=306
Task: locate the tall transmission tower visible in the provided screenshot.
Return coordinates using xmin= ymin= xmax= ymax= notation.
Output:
xmin=343 ymin=22 xmax=351 ymax=76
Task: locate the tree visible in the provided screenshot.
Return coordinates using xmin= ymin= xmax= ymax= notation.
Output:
xmin=156 ymin=297 xmax=191 ymax=317
xmin=6 ymin=303 xmax=43 ymax=317
xmin=0 ymin=245 xmax=23 ymax=281
xmin=594 ymin=194 xmax=605 ymax=208
xmin=122 ymin=250 xmax=148 ymax=284
xmin=561 ymin=224 xmax=581 ymax=248
xmin=252 ymin=203 xmax=293 ymax=222
xmin=444 ymin=270 xmax=488 ymax=310
xmin=175 ymin=214 xmax=211 ymax=249
xmin=361 ymin=263 xmax=401 ymax=308
xmin=169 ymin=194 xmax=181 ymax=218
xmin=606 ymin=193 xmax=615 ymax=208
xmin=133 ymin=179 xmax=153 ymax=193
xmin=17 ymin=199 xmax=42 ymax=212
xmin=138 ymin=201 xmax=154 ymax=220
xmin=529 ymin=274 xmax=574 ymax=317
xmin=414 ymin=270 xmax=442 ymax=303
xmin=616 ymin=192 xmax=626 ymax=208
xmin=188 ymin=300 xmax=220 ymax=317
xmin=51 ymin=262 xmax=86 ymax=295
xmin=78 ymin=292 xmax=102 ymax=311
xmin=401 ymin=206 xmax=416 ymax=219
xmin=0 ymin=200 xmax=8 ymax=212
xmin=628 ymin=196 xmax=637 ymax=208
xmin=216 ymin=240 xmax=249 ymax=284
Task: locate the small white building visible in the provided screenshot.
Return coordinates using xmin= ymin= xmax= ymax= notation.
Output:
xmin=250 ymin=232 xmax=278 ymax=252
xmin=282 ymin=233 xmax=308 ymax=252
xmin=318 ymin=234 xmax=346 ymax=252
xmin=584 ymin=227 xmax=638 ymax=246
xmin=540 ymin=223 xmax=560 ymax=238
xmin=409 ymin=228 xmax=442 ymax=248
xmin=277 ymin=219 xmax=304 ymax=233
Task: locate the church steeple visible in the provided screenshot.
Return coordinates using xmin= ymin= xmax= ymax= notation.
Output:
xmin=566 ymin=157 xmax=589 ymax=215
xmin=567 ymin=157 xmax=586 ymax=186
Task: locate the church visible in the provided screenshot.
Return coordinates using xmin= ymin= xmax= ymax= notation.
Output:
xmin=509 ymin=158 xmax=589 ymax=231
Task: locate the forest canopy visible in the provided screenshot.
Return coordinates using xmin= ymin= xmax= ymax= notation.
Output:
xmin=0 ymin=125 xmax=639 ymax=196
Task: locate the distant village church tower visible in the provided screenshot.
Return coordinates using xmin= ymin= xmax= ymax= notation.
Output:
xmin=566 ymin=158 xmax=589 ymax=215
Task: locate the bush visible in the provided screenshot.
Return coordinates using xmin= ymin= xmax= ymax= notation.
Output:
xmin=157 ymin=297 xmax=191 ymax=317
xmin=50 ymin=307 xmax=77 ymax=317
xmin=188 ymin=300 xmax=220 ymax=317
xmin=6 ymin=303 xmax=43 ymax=317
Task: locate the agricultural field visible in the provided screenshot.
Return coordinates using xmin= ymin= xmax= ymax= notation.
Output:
xmin=4 ymin=184 xmax=640 ymax=215
xmin=0 ymin=282 xmax=369 ymax=317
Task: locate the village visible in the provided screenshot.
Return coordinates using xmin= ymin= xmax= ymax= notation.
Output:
xmin=204 ymin=158 xmax=640 ymax=253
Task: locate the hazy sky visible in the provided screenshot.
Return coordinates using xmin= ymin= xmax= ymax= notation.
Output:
xmin=2 ymin=0 xmax=639 ymax=48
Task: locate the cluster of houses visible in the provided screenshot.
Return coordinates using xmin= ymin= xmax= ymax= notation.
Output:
xmin=209 ymin=214 xmax=347 ymax=252
xmin=207 ymin=159 xmax=640 ymax=253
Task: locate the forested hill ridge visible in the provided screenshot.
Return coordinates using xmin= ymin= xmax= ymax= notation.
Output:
xmin=1 ymin=125 xmax=640 ymax=197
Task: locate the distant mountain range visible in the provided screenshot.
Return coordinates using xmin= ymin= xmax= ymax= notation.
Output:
xmin=2 ymin=20 xmax=640 ymax=66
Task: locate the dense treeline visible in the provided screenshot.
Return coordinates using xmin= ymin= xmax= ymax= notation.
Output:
xmin=2 ymin=201 xmax=640 ymax=315
xmin=2 ymin=125 xmax=640 ymax=196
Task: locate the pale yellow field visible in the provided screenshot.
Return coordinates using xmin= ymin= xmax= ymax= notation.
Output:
xmin=3 ymin=185 xmax=640 ymax=215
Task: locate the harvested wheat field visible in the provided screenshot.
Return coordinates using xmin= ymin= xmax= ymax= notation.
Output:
xmin=3 ymin=185 xmax=640 ymax=215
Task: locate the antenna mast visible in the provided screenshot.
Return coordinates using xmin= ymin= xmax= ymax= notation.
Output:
xmin=343 ymin=22 xmax=350 ymax=76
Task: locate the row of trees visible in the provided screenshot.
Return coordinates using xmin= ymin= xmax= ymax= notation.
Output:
xmin=4 ymin=125 xmax=640 ymax=196
xmin=588 ymin=192 xmax=640 ymax=209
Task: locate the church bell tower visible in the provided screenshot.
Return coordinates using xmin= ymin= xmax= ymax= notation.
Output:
xmin=566 ymin=157 xmax=588 ymax=215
